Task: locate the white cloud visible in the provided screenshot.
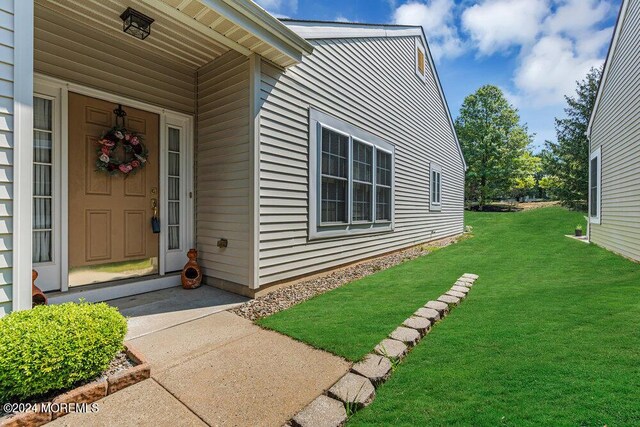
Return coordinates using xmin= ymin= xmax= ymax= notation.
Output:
xmin=544 ymin=0 xmax=612 ymax=35
xmin=462 ymin=0 xmax=549 ymax=55
xmin=392 ymin=0 xmax=464 ymax=61
xmin=335 ymin=14 xmax=351 ymax=23
xmin=254 ymin=0 xmax=298 ymax=15
xmin=514 ymin=36 xmax=603 ymax=106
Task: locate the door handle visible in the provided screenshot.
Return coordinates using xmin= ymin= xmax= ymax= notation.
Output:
xmin=151 ymin=198 xmax=158 ymax=217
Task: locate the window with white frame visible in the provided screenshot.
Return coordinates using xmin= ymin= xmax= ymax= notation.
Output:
xmin=430 ymin=163 xmax=442 ymax=210
xmin=310 ymin=109 xmax=394 ymax=239
xmin=33 ymin=96 xmax=54 ymax=263
xmin=589 ymin=147 xmax=601 ymax=223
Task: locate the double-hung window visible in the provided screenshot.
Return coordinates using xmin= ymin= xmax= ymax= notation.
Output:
xmin=311 ymin=109 xmax=394 ymax=239
xmin=430 ymin=163 xmax=442 ymax=211
xmin=589 ymin=147 xmax=601 ymax=223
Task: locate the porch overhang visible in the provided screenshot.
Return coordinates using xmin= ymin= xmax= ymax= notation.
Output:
xmin=154 ymin=0 xmax=314 ymax=67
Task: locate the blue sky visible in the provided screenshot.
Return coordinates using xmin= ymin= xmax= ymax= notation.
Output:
xmin=255 ymin=0 xmax=621 ymax=151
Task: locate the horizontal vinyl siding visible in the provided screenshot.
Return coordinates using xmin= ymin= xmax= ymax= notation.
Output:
xmin=0 ymin=0 xmax=12 ymax=315
xmin=590 ymin=0 xmax=640 ymax=261
xmin=196 ymin=52 xmax=250 ymax=286
xmin=34 ymin=5 xmax=196 ymax=114
xmin=258 ymin=36 xmax=465 ymax=285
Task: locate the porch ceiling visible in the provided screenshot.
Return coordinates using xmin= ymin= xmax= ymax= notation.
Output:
xmin=36 ymin=0 xmax=311 ymax=70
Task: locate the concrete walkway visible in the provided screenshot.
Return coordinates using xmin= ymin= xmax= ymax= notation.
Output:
xmin=49 ymin=307 xmax=351 ymax=426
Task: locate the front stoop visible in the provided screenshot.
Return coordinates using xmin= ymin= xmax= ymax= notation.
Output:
xmin=0 ymin=343 xmax=150 ymax=427
xmin=288 ymin=273 xmax=481 ymax=427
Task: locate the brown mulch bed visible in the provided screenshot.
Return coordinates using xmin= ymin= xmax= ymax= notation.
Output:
xmin=232 ymin=235 xmax=465 ymax=321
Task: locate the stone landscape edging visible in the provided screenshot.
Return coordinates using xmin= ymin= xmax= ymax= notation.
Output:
xmin=289 ymin=273 xmax=480 ymax=427
xmin=0 ymin=342 xmax=150 ymax=427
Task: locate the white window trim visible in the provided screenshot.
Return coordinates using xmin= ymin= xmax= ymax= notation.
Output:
xmin=415 ymin=39 xmax=426 ymax=83
xmin=309 ymin=108 xmax=395 ymax=240
xmin=589 ymin=147 xmax=601 ymax=224
xmin=33 ymin=74 xmax=195 ymax=292
xmin=430 ymin=163 xmax=442 ymax=211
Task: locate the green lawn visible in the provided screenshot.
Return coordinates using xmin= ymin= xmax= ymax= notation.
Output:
xmin=259 ymin=207 xmax=640 ymax=426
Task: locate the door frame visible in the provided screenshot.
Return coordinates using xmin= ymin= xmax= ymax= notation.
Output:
xmin=34 ymin=73 xmax=195 ymax=293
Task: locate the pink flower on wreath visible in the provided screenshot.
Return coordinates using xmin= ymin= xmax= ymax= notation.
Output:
xmin=101 ymin=146 xmax=110 ymax=155
xmin=119 ymin=164 xmax=133 ymax=173
xmin=125 ymin=133 xmax=131 ymax=141
xmin=130 ymin=136 xmax=139 ymax=146
xmin=99 ymin=153 xmax=109 ymax=163
xmin=131 ymin=160 xmax=141 ymax=168
xmin=99 ymin=139 xmax=114 ymax=147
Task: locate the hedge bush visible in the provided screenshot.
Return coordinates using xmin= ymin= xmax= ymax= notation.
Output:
xmin=0 ymin=302 xmax=127 ymax=401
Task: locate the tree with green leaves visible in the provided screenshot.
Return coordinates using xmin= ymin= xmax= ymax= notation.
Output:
xmin=544 ymin=67 xmax=602 ymax=210
xmin=454 ymin=85 xmax=533 ymax=209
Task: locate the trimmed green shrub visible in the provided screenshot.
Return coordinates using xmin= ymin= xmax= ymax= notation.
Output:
xmin=0 ymin=302 xmax=127 ymax=401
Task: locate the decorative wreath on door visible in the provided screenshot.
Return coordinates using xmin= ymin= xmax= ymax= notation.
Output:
xmin=95 ymin=105 xmax=149 ymax=176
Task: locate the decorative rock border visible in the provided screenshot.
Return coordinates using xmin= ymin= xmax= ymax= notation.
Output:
xmin=0 ymin=343 xmax=150 ymax=427
xmin=288 ymin=273 xmax=479 ymax=427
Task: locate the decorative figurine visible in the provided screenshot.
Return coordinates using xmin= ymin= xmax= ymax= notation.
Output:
xmin=181 ymin=248 xmax=202 ymax=289
xmin=32 ymin=270 xmax=47 ymax=306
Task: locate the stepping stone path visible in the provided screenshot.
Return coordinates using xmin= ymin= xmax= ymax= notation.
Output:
xmin=451 ymin=285 xmax=470 ymax=294
xmin=425 ymin=300 xmax=450 ymax=316
xmin=291 ymin=395 xmax=347 ymax=427
xmin=403 ymin=316 xmax=432 ymax=336
xmin=438 ymin=294 xmax=461 ymax=306
xmin=351 ymin=354 xmax=392 ymax=386
xmin=374 ymin=338 xmax=408 ymax=359
xmin=389 ymin=326 xmax=421 ymax=346
xmin=446 ymin=289 xmax=466 ymax=299
xmin=289 ymin=273 xmax=479 ymax=427
xmin=415 ymin=307 xmax=441 ymax=321
xmin=327 ymin=373 xmax=375 ymax=409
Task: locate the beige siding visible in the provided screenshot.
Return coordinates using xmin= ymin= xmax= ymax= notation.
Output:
xmin=0 ymin=1 xmax=12 ymax=315
xmin=590 ymin=0 xmax=640 ymax=261
xmin=258 ymin=36 xmax=465 ymax=286
xmin=197 ymin=52 xmax=251 ymax=286
xmin=34 ymin=5 xmax=196 ymax=114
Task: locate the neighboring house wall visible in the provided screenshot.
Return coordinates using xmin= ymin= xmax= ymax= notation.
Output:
xmin=589 ymin=0 xmax=640 ymax=261
xmin=196 ymin=52 xmax=251 ymax=287
xmin=34 ymin=5 xmax=196 ymax=114
xmin=258 ymin=36 xmax=465 ymax=286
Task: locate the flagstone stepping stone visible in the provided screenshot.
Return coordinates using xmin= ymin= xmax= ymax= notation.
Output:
xmin=451 ymin=285 xmax=470 ymax=294
xmin=351 ymin=354 xmax=392 ymax=386
xmin=327 ymin=373 xmax=375 ymax=409
xmin=403 ymin=316 xmax=432 ymax=335
xmin=415 ymin=307 xmax=441 ymax=321
xmin=438 ymin=294 xmax=461 ymax=306
xmin=389 ymin=326 xmax=420 ymax=346
xmin=457 ymin=276 xmax=475 ymax=284
xmin=455 ymin=280 xmax=473 ymax=288
xmin=374 ymin=338 xmax=408 ymax=359
xmin=463 ymin=273 xmax=479 ymax=280
xmin=292 ymin=395 xmax=347 ymax=427
xmin=425 ymin=300 xmax=450 ymax=315
xmin=446 ymin=289 xmax=466 ymax=299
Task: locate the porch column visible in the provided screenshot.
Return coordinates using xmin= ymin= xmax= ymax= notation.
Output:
xmin=11 ymin=0 xmax=34 ymax=312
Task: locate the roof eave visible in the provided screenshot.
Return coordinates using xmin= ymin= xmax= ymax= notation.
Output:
xmin=208 ymin=0 xmax=313 ymax=65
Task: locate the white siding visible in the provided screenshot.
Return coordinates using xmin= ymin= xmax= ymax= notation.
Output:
xmin=590 ymin=0 xmax=640 ymax=261
xmin=34 ymin=5 xmax=196 ymax=114
xmin=258 ymin=36 xmax=465 ymax=286
xmin=0 ymin=0 xmax=13 ymax=315
xmin=196 ymin=52 xmax=251 ymax=286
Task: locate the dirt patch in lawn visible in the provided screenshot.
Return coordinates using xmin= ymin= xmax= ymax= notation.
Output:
xmin=232 ymin=235 xmax=465 ymax=321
